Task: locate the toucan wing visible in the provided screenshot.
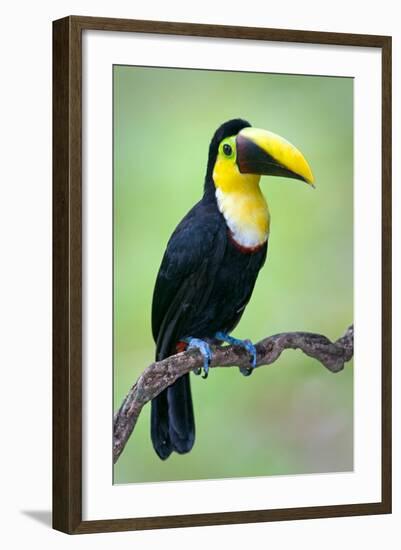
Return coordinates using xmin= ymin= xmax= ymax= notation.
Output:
xmin=151 ymin=200 xmax=226 ymax=360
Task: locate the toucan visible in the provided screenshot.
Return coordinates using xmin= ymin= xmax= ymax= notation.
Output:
xmin=151 ymin=119 xmax=314 ymax=460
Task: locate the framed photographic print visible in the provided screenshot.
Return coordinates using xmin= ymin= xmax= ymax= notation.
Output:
xmin=53 ymin=16 xmax=392 ymax=534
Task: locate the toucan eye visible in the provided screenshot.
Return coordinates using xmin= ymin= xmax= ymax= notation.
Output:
xmin=223 ymin=143 xmax=232 ymax=156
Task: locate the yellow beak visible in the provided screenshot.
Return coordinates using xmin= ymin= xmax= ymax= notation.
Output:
xmin=236 ymin=127 xmax=314 ymax=185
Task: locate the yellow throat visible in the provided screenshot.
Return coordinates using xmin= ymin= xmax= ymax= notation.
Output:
xmin=213 ymin=154 xmax=270 ymax=249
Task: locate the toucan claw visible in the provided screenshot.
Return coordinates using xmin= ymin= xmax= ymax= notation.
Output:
xmin=184 ymin=337 xmax=212 ymax=379
xmin=214 ymin=332 xmax=257 ymax=376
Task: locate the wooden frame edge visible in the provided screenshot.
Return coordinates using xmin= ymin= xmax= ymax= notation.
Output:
xmin=65 ymin=14 xmax=390 ymax=47
xmin=381 ymin=34 xmax=392 ymax=515
xmin=52 ymin=15 xmax=392 ymax=534
xmin=53 ymin=16 xmax=83 ymax=534
xmin=73 ymin=502 xmax=388 ymax=534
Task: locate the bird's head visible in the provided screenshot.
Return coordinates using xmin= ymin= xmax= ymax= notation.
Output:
xmin=205 ymin=119 xmax=314 ymax=195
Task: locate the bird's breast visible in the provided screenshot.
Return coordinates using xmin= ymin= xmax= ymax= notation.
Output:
xmin=215 ymin=187 xmax=270 ymax=250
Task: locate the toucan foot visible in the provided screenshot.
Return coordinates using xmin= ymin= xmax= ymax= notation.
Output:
xmin=214 ymin=332 xmax=257 ymax=376
xmin=184 ymin=337 xmax=212 ymax=379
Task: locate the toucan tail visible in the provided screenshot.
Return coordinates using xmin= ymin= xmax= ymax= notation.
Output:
xmin=151 ymin=373 xmax=195 ymax=460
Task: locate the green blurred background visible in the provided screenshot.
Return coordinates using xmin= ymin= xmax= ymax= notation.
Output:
xmin=113 ymin=66 xmax=353 ymax=484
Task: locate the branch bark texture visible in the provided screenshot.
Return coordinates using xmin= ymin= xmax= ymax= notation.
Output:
xmin=113 ymin=324 xmax=353 ymax=463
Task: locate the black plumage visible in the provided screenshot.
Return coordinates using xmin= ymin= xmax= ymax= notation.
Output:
xmin=151 ymin=120 xmax=268 ymax=460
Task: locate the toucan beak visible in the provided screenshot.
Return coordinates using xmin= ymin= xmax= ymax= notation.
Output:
xmin=236 ymin=127 xmax=314 ymax=185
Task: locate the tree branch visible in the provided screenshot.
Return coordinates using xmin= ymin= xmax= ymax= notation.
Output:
xmin=113 ymin=324 xmax=353 ymax=463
